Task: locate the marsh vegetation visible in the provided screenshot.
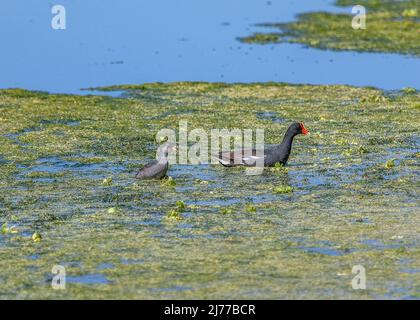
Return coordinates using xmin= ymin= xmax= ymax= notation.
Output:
xmin=0 ymin=83 xmax=419 ymax=298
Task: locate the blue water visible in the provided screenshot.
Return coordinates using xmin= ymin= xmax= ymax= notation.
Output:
xmin=0 ymin=0 xmax=419 ymax=94
xmin=66 ymin=274 xmax=111 ymax=285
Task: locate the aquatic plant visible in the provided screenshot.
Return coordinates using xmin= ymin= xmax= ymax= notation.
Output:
xmin=107 ymin=207 xmax=117 ymax=214
xmin=268 ymin=162 xmax=289 ymax=173
xmin=245 ymin=204 xmax=257 ymax=213
xmin=402 ymin=87 xmax=417 ymax=94
xmin=1 ymin=223 xmax=18 ymax=235
xmin=385 ymin=159 xmax=396 ymax=169
xmin=0 ymin=82 xmax=418 ymax=299
xmin=274 ymin=185 xmax=293 ymax=194
xmin=402 ymin=8 xmax=418 ymax=18
xmin=161 ymin=176 xmax=176 ymax=187
xmin=175 ymin=200 xmax=186 ymax=210
xmin=166 ymin=209 xmax=182 ymax=221
xmin=239 ymin=0 xmax=420 ymax=56
xmin=31 ymin=232 xmax=42 ymax=242
xmin=239 ymin=33 xmax=280 ymax=44
xmin=220 ymin=208 xmax=233 ymax=214
xmin=102 ymin=177 xmax=113 ymax=186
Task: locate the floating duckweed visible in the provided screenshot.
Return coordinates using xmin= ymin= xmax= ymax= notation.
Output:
xmin=31 ymin=232 xmax=42 ymax=242
xmin=357 ymin=146 xmax=369 ymax=154
xmin=402 ymin=9 xmax=418 ymax=18
xmin=1 ymin=223 xmax=18 ymax=235
xmin=245 ymin=204 xmax=257 ymax=213
xmin=239 ymin=1 xmax=420 ymax=56
xmin=361 ymin=95 xmax=387 ymax=103
xmin=335 ymin=138 xmax=347 ymax=146
xmin=39 ymin=212 xmax=60 ymax=223
xmin=220 ymin=208 xmax=233 ymax=214
xmin=175 ymin=200 xmax=186 ymax=210
xmin=161 ymin=176 xmax=176 ymax=187
xmin=165 ymin=200 xmax=187 ymax=221
xmin=102 ymin=177 xmax=113 ymax=186
xmin=385 ymin=159 xmax=396 ymax=169
xmin=0 ymin=82 xmax=419 ymax=299
xmin=342 ymin=145 xmax=368 ymax=156
xmin=166 ymin=209 xmax=182 ymax=220
xmin=238 ymin=33 xmax=280 ymax=44
xmin=107 ymin=207 xmax=116 ymax=214
xmin=269 ymin=162 xmax=289 ymax=172
xmin=26 ymin=171 xmax=64 ymax=179
xmin=274 ymin=185 xmax=293 ymax=194
xmin=341 ymin=150 xmax=352 ymax=157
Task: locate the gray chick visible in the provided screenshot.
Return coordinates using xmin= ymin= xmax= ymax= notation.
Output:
xmin=135 ymin=143 xmax=177 ymax=180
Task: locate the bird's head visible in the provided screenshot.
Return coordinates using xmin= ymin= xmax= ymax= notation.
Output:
xmin=288 ymin=122 xmax=309 ymax=136
xmin=157 ymin=142 xmax=177 ymax=159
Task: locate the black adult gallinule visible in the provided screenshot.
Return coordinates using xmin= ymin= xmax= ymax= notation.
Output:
xmin=135 ymin=143 xmax=177 ymax=180
xmin=216 ymin=122 xmax=309 ymax=167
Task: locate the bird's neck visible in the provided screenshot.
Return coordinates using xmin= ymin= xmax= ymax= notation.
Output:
xmin=156 ymin=153 xmax=169 ymax=164
xmin=272 ymin=133 xmax=296 ymax=165
xmin=280 ymin=132 xmax=296 ymax=150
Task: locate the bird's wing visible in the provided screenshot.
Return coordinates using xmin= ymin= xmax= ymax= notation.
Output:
xmin=135 ymin=160 xmax=167 ymax=179
xmin=214 ymin=149 xmax=266 ymax=166
xmin=141 ymin=160 xmax=159 ymax=169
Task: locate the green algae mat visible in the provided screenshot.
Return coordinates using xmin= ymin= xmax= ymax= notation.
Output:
xmin=239 ymin=0 xmax=420 ymax=56
xmin=0 ymin=83 xmax=419 ymax=299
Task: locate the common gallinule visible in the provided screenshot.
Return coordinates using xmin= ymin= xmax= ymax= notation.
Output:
xmin=135 ymin=142 xmax=177 ymax=179
xmin=216 ymin=122 xmax=309 ymax=167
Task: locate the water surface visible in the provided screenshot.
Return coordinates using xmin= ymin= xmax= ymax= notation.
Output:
xmin=0 ymin=0 xmax=419 ymax=93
